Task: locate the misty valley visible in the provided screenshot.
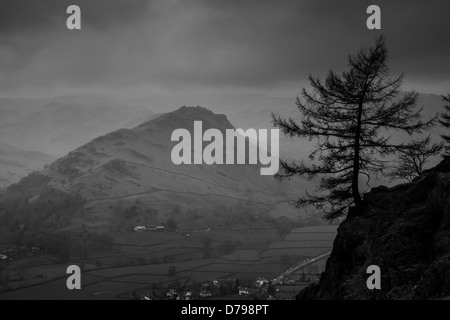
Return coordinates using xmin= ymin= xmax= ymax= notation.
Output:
xmin=0 ymin=6 xmax=449 ymax=301
xmin=0 ymin=104 xmax=336 ymax=300
xmin=0 ymin=87 xmax=449 ymax=300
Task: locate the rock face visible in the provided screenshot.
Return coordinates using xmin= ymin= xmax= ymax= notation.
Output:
xmin=298 ymin=158 xmax=450 ymax=300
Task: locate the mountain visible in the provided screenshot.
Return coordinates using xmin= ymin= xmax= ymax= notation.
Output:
xmin=0 ymin=143 xmax=55 ymax=190
xmin=0 ymin=106 xmax=308 ymax=232
xmin=298 ymin=157 xmax=450 ymax=300
xmin=0 ymin=96 xmax=153 ymax=157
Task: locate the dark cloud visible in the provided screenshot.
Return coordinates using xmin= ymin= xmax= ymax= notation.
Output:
xmin=0 ymin=0 xmax=449 ymax=96
xmin=0 ymin=0 xmax=151 ymax=32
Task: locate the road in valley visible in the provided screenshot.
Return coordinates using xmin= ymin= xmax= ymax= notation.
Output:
xmin=273 ymin=250 xmax=332 ymax=284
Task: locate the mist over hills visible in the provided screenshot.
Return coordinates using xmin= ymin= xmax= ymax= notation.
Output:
xmin=0 ymin=91 xmax=446 ymax=230
xmin=0 ymin=143 xmax=55 ymax=190
xmin=130 ymin=91 xmax=446 ymax=165
xmin=0 ymin=91 xmax=444 ymax=160
xmin=0 ymin=96 xmax=153 ymax=157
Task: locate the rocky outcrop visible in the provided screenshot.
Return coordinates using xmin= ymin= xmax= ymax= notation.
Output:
xmin=298 ymin=158 xmax=450 ymax=300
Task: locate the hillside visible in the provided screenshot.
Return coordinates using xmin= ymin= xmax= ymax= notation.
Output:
xmin=298 ymin=157 xmax=450 ymax=300
xmin=0 ymin=106 xmax=307 ymax=233
xmin=0 ymin=143 xmax=55 ymax=190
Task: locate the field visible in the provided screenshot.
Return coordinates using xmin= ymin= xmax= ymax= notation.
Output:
xmin=0 ymin=225 xmax=338 ymax=300
xmin=222 ymin=250 xmax=261 ymax=261
xmin=260 ymin=225 xmax=337 ymax=259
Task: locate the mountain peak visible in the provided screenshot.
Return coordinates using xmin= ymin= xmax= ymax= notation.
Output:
xmin=138 ymin=106 xmax=234 ymax=132
xmin=178 ymin=105 xmax=214 ymax=113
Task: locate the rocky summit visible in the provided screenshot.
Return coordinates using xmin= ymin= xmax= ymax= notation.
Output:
xmin=298 ymin=158 xmax=450 ymax=300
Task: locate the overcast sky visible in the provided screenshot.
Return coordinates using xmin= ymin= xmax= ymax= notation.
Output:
xmin=1 ymin=0 xmax=449 ymax=99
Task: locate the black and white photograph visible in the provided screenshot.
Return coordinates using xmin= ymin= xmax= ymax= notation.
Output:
xmin=0 ymin=0 xmax=449 ymax=305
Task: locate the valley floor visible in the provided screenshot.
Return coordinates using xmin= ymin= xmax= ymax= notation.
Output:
xmin=0 ymin=226 xmax=337 ymax=300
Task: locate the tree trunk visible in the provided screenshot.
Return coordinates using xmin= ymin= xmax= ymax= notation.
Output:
xmin=352 ymin=102 xmax=363 ymax=207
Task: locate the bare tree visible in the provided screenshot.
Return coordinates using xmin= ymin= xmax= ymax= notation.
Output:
xmin=388 ymin=136 xmax=443 ymax=182
xmin=272 ymin=36 xmax=436 ymax=220
xmin=439 ymin=94 xmax=450 ymax=153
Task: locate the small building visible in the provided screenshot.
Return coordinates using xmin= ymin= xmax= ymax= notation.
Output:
xmin=239 ymin=288 xmax=250 ymax=296
xmin=166 ymin=289 xmax=177 ymax=298
xmin=0 ymin=254 xmax=8 ymax=261
xmin=183 ymin=291 xmax=192 ymax=300
xmin=31 ymin=247 xmax=40 ymax=254
xmin=133 ymin=225 xmax=165 ymax=232
xmin=256 ymin=277 xmax=269 ymax=287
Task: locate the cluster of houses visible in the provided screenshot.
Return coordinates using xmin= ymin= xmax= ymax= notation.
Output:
xmin=132 ymin=225 xmax=165 ymax=232
xmin=1 ymin=247 xmax=18 ymax=262
xmin=0 ymin=245 xmax=42 ymax=263
xmin=133 ymin=276 xmax=280 ymax=300
xmin=166 ymin=289 xmax=197 ymax=300
xmin=135 ymin=288 xmax=210 ymax=300
xmin=238 ymin=277 xmax=278 ymax=299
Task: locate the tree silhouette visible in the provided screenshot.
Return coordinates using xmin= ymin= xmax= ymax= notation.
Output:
xmin=439 ymin=94 xmax=450 ymax=153
xmin=273 ymin=36 xmax=436 ymax=220
xmin=388 ymin=136 xmax=443 ymax=182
